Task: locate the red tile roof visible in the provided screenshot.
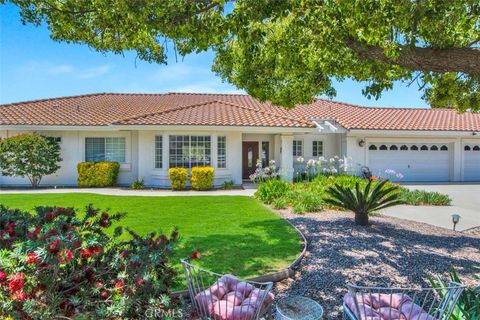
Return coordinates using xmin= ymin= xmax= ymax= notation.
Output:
xmin=1 ymin=92 xmax=479 ymax=131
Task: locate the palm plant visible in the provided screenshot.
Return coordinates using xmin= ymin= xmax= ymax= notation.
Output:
xmin=325 ymin=179 xmax=403 ymax=226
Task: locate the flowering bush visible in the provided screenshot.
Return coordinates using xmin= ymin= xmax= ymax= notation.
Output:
xmin=294 ymin=155 xmax=352 ymax=182
xmin=0 ymin=205 xmax=179 ymax=319
xmin=249 ymin=159 xmax=279 ymax=183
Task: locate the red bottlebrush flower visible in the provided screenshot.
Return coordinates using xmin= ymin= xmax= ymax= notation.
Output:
xmin=0 ymin=270 xmax=7 ymax=285
xmin=57 ymin=249 xmax=74 ymax=264
xmin=95 ymin=282 xmax=104 ymax=289
xmin=47 ymin=239 xmax=61 ymax=254
xmin=99 ymin=219 xmax=109 ymax=228
xmin=89 ymin=245 xmax=102 ymax=255
xmin=72 ymin=239 xmax=82 ymax=250
xmin=100 ymin=290 xmax=109 ymax=298
xmin=119 ymin=250 xmax=128 ymax=259
xmin=101 ymin=212 xmax=109 ymax=220
xmin=26 ymin=252 xmax=39 ymax=264
xmin=8 ymin=273 xmax=25 ymax=292
xmin=46 ymin=229 xmax=59 ymax=238
xmin=71 ymin=274 xmax=81 ymax=283
xmin=80 ymin=248 xmax=92 ymax=259
xmin=135 ymin=277 xmax=145 ymax=287
xmin=85 ymin=268 xmax=96 ymax=282
xmin=45 ymin=211 xmax=56 ymax=222
xmin=6 ymin=221 xmax=16 ymax=236
xmin=30 ymin=284 xmax=46 ymax=298
xmin=191 ymin=251 xmax=201 ymax=260
xmin=114 ymin=280 xmax=124 ymax=291
xmin=11 ymin=290 xmax=27 ymax=301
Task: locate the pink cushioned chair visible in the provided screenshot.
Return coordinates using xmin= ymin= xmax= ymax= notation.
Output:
xmin=182 ymin=259 xmax=274 ymax=320
xmin=343 ymin=282 xmax=464 ymax=320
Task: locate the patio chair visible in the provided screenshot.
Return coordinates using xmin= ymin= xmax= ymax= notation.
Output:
xmin=343 ymin=282 xmax=464 ymax=320
xmin=182 ymin=259 xmax=275 ymax=320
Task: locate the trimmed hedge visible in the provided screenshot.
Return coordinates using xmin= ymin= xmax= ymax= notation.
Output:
xmin=191 ymin=166 xmax=215 ymax=190
xmin=77 ymin=162 xmax=120 ymax=187
xmin=168 ymin=167 xmax=188 ymax=190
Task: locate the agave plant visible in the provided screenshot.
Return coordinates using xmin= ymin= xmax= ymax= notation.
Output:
xmin=325 ymin=179 xmax=403 ymax=226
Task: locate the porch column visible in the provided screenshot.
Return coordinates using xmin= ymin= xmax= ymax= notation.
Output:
xmin=280 ymin=135 xmax=294 ymax=182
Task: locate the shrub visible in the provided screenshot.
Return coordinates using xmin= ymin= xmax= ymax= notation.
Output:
xmin=0 ymin=133 xmax=62 ymax=188
xmin=131 ymin=178 xmax=145 ymax=190
xmin=255 ymin=179 xmax=290 ymax=204
xmin=77 ymin=162 xmax=120 ymax=187
xmin=290 ymin=190 xmax=324 ymax=214
xmin=325 ymin=179 xmax=403 ymax=225
xmin=399 ymin=188 xmax=451 ymax=206
xmin=272 ymin=196 xmax=289 ymax=210
xmin=168 ymin=167 xmax=188 ymax=190
xmin=191 ymin=166 xmax=214 ymax=190
xmin=221 ymin=180 xmax=235 ymax=190
xmin=428 ymin=266 xmax=480 ymax=319
xmin=0 ymin=205 xmax=179 ymax=319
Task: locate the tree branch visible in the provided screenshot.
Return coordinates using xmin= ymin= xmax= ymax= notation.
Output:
xmin=347 ymin=39 xmax=480 ymax=76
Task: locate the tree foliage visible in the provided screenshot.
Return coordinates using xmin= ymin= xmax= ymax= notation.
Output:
xmin=4 ymin=0 xmax=480 ymax=110
xmin=0 ymin=133 xmax=62 ymax=188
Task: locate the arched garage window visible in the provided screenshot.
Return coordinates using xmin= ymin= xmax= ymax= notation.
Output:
xmin=369 ymin=145 xmax=377 ymax=150
xmin=379 ymin=145 xmax=388 ymax=150
xmin=440 ymin=145 xmax=448 ymax=151
xmin=420 ymin=145 xmax=428 ymax=151
xmin=390 ymin=145 xmax=398 ymax=150
xmin=400 ymin=145 xmax=408 ymax=150
xmin=465 ymin=145 xmax=471 ymax=151
xmin=410 ymin=145 xmax=418 ymax=151
xmin=430 ymin=145 xmax=439 ymax=151
xmin=474 ymin=146 xmax=480 ymax=151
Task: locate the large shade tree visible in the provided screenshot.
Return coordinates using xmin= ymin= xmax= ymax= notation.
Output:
xmin=4 ymin=0 xmax=479 ymax=110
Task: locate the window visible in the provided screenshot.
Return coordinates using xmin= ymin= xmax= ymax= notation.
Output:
xmin=411 ymin=145 xmax=419 ymax=151
xmin=390 ymin=145 xmax=398 ymax=150
xmin=421 ymin=145 xmax=428 ymax=151
xmin=430 ymin=145 xmax=439 ymax=151
xmin=400 ymin=145 xmax=408 ymax=150
xmin=217 ymin=136 xmax=227 ymax=168
xmin=169 ymin=135 xmax=211 ymax=168
xmin=85 ymin=137 xmax=126 ymax=162
xmin=155 ymin=136 xmax=163 ymax=168
xmin=312 ymin=141 xmax=324 ymax=157
xmin=369 ymin=145 xmax=377 ymax=150
xmin=440 ymin=145 xmax=448 ymax=151
xmin=293 ymin=140 xmax=303 ymax=156
xmin=261 ymin=141 xmax=269 ymax=167
xmin=465 ymin=145 xmax=471 ymax=151
xmin=379 ymin=145 xmax=388 ymax=150
xmin=474 ymin=145 xmax=480 ymax=151
xmin=47 ymin=136 xmax=62 ymax=144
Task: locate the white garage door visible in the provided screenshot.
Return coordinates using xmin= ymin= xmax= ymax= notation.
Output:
xmin=368 ymin=143 xmax=451 ymax=182
xmin=464 ymin=144 xmax=480 ymax=181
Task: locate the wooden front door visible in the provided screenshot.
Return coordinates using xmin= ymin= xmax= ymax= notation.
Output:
xmin=242 ymin=142 xmax=259 ymax=179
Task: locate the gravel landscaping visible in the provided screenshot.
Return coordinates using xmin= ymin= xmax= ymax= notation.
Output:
xmin=273 ymin=210 xmax=480 ymax=319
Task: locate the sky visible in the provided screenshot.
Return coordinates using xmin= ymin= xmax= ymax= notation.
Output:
xmin=0 ymin=4 xmax=429 ymax=108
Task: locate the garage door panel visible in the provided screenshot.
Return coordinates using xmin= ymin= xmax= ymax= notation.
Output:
xmin=368 ymin=143 xmax=450 ymax=182
xmin=464 ymin=144 xmax=480 ymax=181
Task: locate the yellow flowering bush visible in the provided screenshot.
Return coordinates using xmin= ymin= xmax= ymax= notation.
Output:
xmin=191 ymin=166 xmax=215 ymax=191
xmin=168 ymin=167 xmax=188 ymax=190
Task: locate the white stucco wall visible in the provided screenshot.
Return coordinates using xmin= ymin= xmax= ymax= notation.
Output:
xmin=137 ymin=130 xmax=243 ymax=188
xmin=0 ymin=130 xmax=136 ymax=186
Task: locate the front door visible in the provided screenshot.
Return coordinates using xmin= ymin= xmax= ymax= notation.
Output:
xmin=242 ymin=142 xmax=259 ymax=179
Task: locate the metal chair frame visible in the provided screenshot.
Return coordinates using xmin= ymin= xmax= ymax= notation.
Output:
xmin=343 ymin=282 xmax=464 ymax=320
xmin=182 ymin=259 xmax=274 ymax=320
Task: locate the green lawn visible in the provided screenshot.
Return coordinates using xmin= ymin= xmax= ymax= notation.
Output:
xmin=0 ymin=193 xmax=301 ymax=281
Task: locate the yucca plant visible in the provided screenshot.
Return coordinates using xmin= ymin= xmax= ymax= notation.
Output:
xmin=325 ymin=179 xmax=403 ymax=226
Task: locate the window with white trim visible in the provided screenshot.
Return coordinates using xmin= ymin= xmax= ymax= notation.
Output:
xmin=169 ymin=135 xmax=211 ymax=168
xmin=85 ymin=137 xmax=126 ymax=162
xmin=293 ymin=140 xmax=303 ymax=156
xmin=217 ymin=136 xmax=226 ymax=168
xmin=154 ymin=136 xmax=163 ymax=168
xmin=312 ymin=141 xmax=323 ymax=157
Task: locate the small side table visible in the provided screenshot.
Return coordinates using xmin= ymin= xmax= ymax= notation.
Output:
xmin=276 ymin=296 xmax=324 ymax=320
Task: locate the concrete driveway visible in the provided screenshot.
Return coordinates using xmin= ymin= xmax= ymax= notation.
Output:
xmin=382 ymin=184 xmax=480 ymax=231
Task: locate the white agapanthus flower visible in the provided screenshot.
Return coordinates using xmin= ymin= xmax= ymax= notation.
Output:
xmin=329 ymin=158 xmax=335 ymax=163
xmin=318 ymin=156 xmax=326 ymax=162
xmin=297 ymin=156 xmax=304 ymax=163
xmin=338 ymin=159 xmax=344 ymax=163
xmin=396 ymin=173 xmax=404 ymax=179
xmin=269 ymin=160 xmax=276 ymax=165
xmin=330 ymin=167 xmax=338 ymax=173
xmin=385 ymin=169 xmax=396 ymax=175
xmin=307 ymin=159 xmax=317 ymax=166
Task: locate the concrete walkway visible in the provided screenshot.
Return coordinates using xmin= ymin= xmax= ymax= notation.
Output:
xmin=382 ymin=183 xmax=480 ymax=231
xmin=0 ymin=187 xmax=257 ymax=197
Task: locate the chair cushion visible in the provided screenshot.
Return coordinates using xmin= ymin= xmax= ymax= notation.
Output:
xmin=344 ymin=293 xmax=437 ymax=320
xmin=194 ymin=275 xmax=274 ymax=320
